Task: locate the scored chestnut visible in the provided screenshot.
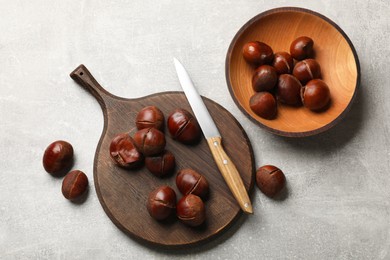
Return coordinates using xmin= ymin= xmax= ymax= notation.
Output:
xmin=147 ymin=186 xmax=176 ymax=221
xmin=167 ymin=109 xmax=201 ymax=144
xmin=290 ymin=36 xmax=314 ymax=60
xmin=249 ymin=92 xmax=277 ymax=119
xmin=176 ymin=169 xmax=209 ymax=200
xmin=62 ymin=170 xmax=89 ymax=201
xmin=276 ymin=74 xmax=303 ymax=106
xmin=145 ymin=150 xmax=176 ymax=177
xmin=256 ymin=165 xmax=286 ymax=197
xmin=252 ymin=65 xmax=278 ymax=92
xmin=293 ymin=59 xmax=321 ymax=85
xmin=272 ymin=52 xmax=294 ymax=74
xmin=242 ymin=41 xmax=274 ymax=66
xmin=133 ymin=128 xmax=166 ymax=156
xmin=109 ymin=133 xmax=143 ymax=168
xmin=43 ymin=140 xmax=74 ymax=175
xmin=136 ymin=106 xmax=164 ymax=131
xmin=176 ymin=194 xmax=205 ymax=227
xmin=301 ymin=79 xmax=331 ymax=111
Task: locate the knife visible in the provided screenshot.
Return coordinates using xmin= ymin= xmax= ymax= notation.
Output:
xmin=173 ymin=58 xmax=253 ymax=214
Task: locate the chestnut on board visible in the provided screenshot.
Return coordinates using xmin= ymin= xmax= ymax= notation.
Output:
xmin=109 ymin=133 xmax=143 ymax=168
xmin=252 ymin=65 xmax=278 ymax=92
xmin=62 ymin=170 xmax=88 ymax=201
xmin=293 ymin=59 xmax=321 ymax=85
xmin=136 ymin=106 xmax=164 ymax=131
xmin=167 ymin=109 xmax=201 ymax=144
xmin=249 ymin=92 xmax=277 ymax=120
xmin=256 ymin=165 xmax=285 ymax=197
xmin=276 ymin=74 xmax=303 ymax=106
xmin=242 ymin=41 xmax=274 ymax=66
xmin=145 ymin=150 xmax=176 ymax=177
xmin=272 ymin=52 xmax=294 ymax=74
xmin=133 ymin=128 xmax=166 ymax=156
xmin=147 ymin=186 xmax=176 ymax=221
xmin=43 ymin=140 xmax=74 ymax=175
xmin=290 ymin=36 xmax=314 ymax=60
xmin=301 ymin=79 xmax=331 ymax=111
xmin=176 ymin=194 xmax=205 ymax=227
xmin=176 ymin=169 xmax=209 ymax=200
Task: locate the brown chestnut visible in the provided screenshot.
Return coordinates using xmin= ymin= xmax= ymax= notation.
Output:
xmin=147 ymin=186 xmax=176 ymax=221
xmin=293 ymin=59 xmax=321 ymax=85
xmin=242 ymin=41 xmax=274 ymax=66
xmin=256 ymin=165 xmax=285 ymax=197
xmin=167 ymin=109 xmax=201 ymax=144
xmin=133 ymin=128 xmax=166 ymax=156
xmin=176 ymin=169 xmax=209 ymax=200
xmin=43 ymin=140 xmax=74 ymax=175
xmin=276 ymin=74 xmax=303 ymax=106
xmin=62 ymin=170 xmax=88 ymax=201
xmin=272 ymin=52 xmax=294 ymax=74
xmin=109 ymin=133 xmax=143 ymax=168
xmin=249 ymin=92 xmax=277 ymax=119
xmin=136 ymin=106 xmax=164 ymax=131
xmin=290 ymin=36 xmax=314 ymax=60
xmin=176 ymin=194 xmax=205 ymax=227
xmin=252 ymin=65 xmax=278 ymax=92
xmin=301 ymin=79 xmax=331 ymax=111
xmin=145 ymin=150 xmax=176 ymax=177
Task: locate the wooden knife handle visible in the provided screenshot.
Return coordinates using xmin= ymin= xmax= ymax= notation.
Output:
xmin=207 ymin=136 xmax=253 ymax=214
xmin=70 ymin=64 xmax=112 ymax=109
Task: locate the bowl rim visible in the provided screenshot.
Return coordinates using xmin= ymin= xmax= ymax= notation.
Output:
xmin=225 ymin=7 xmax=361 ymax=137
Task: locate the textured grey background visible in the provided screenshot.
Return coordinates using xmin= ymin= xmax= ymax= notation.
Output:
xmin=0 ymin=0 xmax=389 ymax=259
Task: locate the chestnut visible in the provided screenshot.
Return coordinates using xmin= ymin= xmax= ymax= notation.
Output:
xmin=145 ymin=150 xmax=176 ymax=177
xmin=109 ymin=133 xmax=143 ymax=168
xmin=43 ymin=140 xmax=74 ymax=175
xmin=176 ymin=194 xmax=205 ymax=227
xmin=272 ymin=52 xmax=294 ymax=74
xmin=133 ymin=128 xmax=166 ymax=156
xmin=62 ymin=170 xmax=88 ymax=201
xmin=176 ymin=169 xmax=209 ymax=200
xmin=256 ymin=165 xmax=286 ymax=197
xmin=136 ymin=106 xmax=164 ymax=131
xmin=301 ymin=79 xmax=330 ymax=111
xmin=290 ymin=36 xmax=314 ymax=60
xmin=252 ymin=65 xmax=278 ymax=92
xmin=167 ymin=109 xmax=201 ymax=144
xmin=242 ymin=41 xmax=274 ymax=66
xmin=147 ymin=186 xmax=176 ymax=221
xmin=276 ymin=74 xmax=303 ymax=106
xmin=293 ymin=59 xmax=321 ymax=85
xmin=249 ymin=92 xmax=277 ymax=119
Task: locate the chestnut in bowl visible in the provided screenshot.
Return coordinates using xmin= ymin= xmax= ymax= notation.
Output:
xmin=276 ymin=74 xmax=303 ymax=106
xmin=133 ymin=128 xmax=166 ymax=156
xmin=176 ymin=169 xmax=209 ymax=200
xmin=249 ymin=92 xmax=277 ymax=119
xmin=109 ymin=133 xmax=143 ymax=168
xmin=290 ymin=36 xmax=314 ymax=60
xmin=252 ymin=65 xmax=278 ymax=92
xmin=147 ymin=186 xmax=176 ymax=221
xmin=242 ymin=41 xmax=274 ymax=66
xmin=43 ymin=140 xmax=74 ymax=176
xmin=272 ymin=52 xmax=294 ymax=74
xmin=301 ymin=79 xmax=331 ymax=111
xmin=136 ymin=106 xmax=164 ymax=131
xmin=167 ymin=109 xmax=201 ymax=144
xmin=293 ymin=59 xmax=321 ymax=85
xmin=176 ymin=194 xmax=205 ymax=227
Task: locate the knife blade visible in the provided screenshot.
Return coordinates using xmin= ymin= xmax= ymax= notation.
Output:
xmin=173 ymin=58 xmax=253 ymax=214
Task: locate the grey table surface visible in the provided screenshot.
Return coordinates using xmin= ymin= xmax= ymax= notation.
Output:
xmin=1 ymin=0 xmax=389 ymax=259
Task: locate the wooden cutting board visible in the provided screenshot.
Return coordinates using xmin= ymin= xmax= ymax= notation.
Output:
xmin=70 ymin=65 xmax=255 ymax=248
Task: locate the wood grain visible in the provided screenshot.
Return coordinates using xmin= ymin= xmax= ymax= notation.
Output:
xmin=226 ymin=7 xmax=360 ymax=137
xmin=70 ymin=65 xmax=255 ymax=248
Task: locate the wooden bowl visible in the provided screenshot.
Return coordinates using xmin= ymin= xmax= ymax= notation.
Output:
xmin=226 ymin=7 xmax=360 ymax=137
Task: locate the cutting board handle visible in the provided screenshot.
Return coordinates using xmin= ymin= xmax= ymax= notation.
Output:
xmin=70 ymin=64 xmax=112 ymax=108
